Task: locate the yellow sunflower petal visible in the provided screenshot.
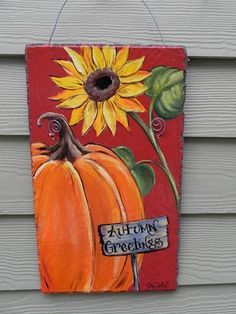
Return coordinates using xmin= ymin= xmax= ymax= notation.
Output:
xmin=93 ymin=102 xmax=106 ymax=136
xmin=102 ymin=46 xmax=116 ymax=68
xmin=103 ymin=100 xmax=116 ymax=135
xmin=51 ymin=76 xmax=82 ymax=89
xmin=49 ymin=88 xmax=85 ymax=101
xmin=69 ymin=105 xmax=86 ymax=125
xmin=57 ymin=94 xmax=88 ymax=109
xmin=114 ymin=95 xmax=145 ymax=112
xmin=118 ymin=83 xmax=147 ymax=97
xmin=120 ymin=71 xmax=150 ymax=83
xmin=82 ymin=100 xmax=97 ymax=135
xmin=92 ymin=46 xmax=106 ymax=69
xmin=64 ymin=47 xmax=88 ymax=75
xmin=117 ymin=57 xmax=145 ymax=77
xmin=83 ymin=46 xmax=95 ymax=73
xmin=54 ymin=60 xmax=85 ymax=81
xmin=113 ymin=103 xmax=129 ymax=130
xmin=113 ymin=47 xmax=129 ymax=72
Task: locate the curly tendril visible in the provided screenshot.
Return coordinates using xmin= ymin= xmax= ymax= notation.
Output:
xmin=151 ymin=117 xmax=166 ymax=138
xmin=48 ymin=119 xmax=62 ymax=140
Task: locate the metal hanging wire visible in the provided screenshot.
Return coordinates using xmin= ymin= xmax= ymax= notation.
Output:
xmin=49 ymin=0 xmax=165 ymax=45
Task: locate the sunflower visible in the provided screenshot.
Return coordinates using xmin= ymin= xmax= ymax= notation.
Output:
xmin=50 ymin=46 xmax=150 ymax=135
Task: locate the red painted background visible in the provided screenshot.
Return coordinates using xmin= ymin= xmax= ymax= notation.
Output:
xmin=26 ymin=45 xmax=186 ymax=291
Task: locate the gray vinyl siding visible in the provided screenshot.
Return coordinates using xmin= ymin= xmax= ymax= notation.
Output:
xmin=0 ymin=0 xmax=236 ymax=313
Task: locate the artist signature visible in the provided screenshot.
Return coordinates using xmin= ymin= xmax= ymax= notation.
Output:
xmin=146 ymin=281 xmax=169 ymax=290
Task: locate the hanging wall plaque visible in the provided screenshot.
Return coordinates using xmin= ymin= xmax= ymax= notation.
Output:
xmin=26 ymin=45 xmax=186 ymax=293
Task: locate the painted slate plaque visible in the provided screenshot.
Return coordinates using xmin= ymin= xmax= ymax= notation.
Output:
xmin=26 ymin=45 xmax=186 ymax=293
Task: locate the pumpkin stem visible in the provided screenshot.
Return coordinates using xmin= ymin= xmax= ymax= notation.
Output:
xmin=37 ymin=112 xmax=90 ymax=161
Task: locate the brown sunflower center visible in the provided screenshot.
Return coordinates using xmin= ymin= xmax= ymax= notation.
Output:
xmin=84 ymin=68 xmax=120 ymax=102
xmin=95 ymin=75 xmax=112 ymax=90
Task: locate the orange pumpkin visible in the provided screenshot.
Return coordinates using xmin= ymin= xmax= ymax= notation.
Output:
xmin=32 ymin=112 xmax=145 ymax=293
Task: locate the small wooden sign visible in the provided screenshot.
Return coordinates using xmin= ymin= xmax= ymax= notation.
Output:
xmin=99 ymin=216 xmax=168 ymax=256
xmin=99 ymin=216 xmax=168 ymax=290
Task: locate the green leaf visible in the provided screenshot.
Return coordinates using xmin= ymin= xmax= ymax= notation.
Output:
xmin=145 ymin=66 xmax=185 ymax=119
xmin=131 ymin=164 xmax=155 ymax=197
xmin=112 ymin=146 xmax=136 ymax=169
xmin=113 ymin=147 xmax=156 ymax=196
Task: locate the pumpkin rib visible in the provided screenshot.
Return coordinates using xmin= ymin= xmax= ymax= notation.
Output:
xmin=84 ymin=152 xmax=145 ymax=219
xmin=32 ymin=155 xmax=49 ymax=176
xmin=81 ymin=158 xmax=141 ymax=292
xmin=34 ymin=160 xmax=55 ymax=179
xmin=84 ymin=158 xmax=127 ymax=222
xmin=84 ymin=152 xmax=145 ymax=291
xmin=72 ymin=162 xmax=99 ymax=291
xmin=76 ymin=161 xmax=125 ymax=291
xmin=33 ymin=161 xmax=56 ymax=227
xmin=34 ymin=162 xmax=63 ymax=292
xmin=67 ymin=162 xmax=96 ymax=292
xmin=75 ymin=158 xmax=127 ymax=291
xmin=64 ymin=162 xmax=95 ymax=292
xmin=35 ymin=161 xmax=94 ymax=292
xmin=81 ymin=158 xmax=128 ymax=291
xmin=73 ymin=170 xmax=97 ymax=256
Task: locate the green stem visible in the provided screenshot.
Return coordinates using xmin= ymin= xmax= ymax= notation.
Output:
xmin=129 ymin=111 xmax=180 ymax=210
